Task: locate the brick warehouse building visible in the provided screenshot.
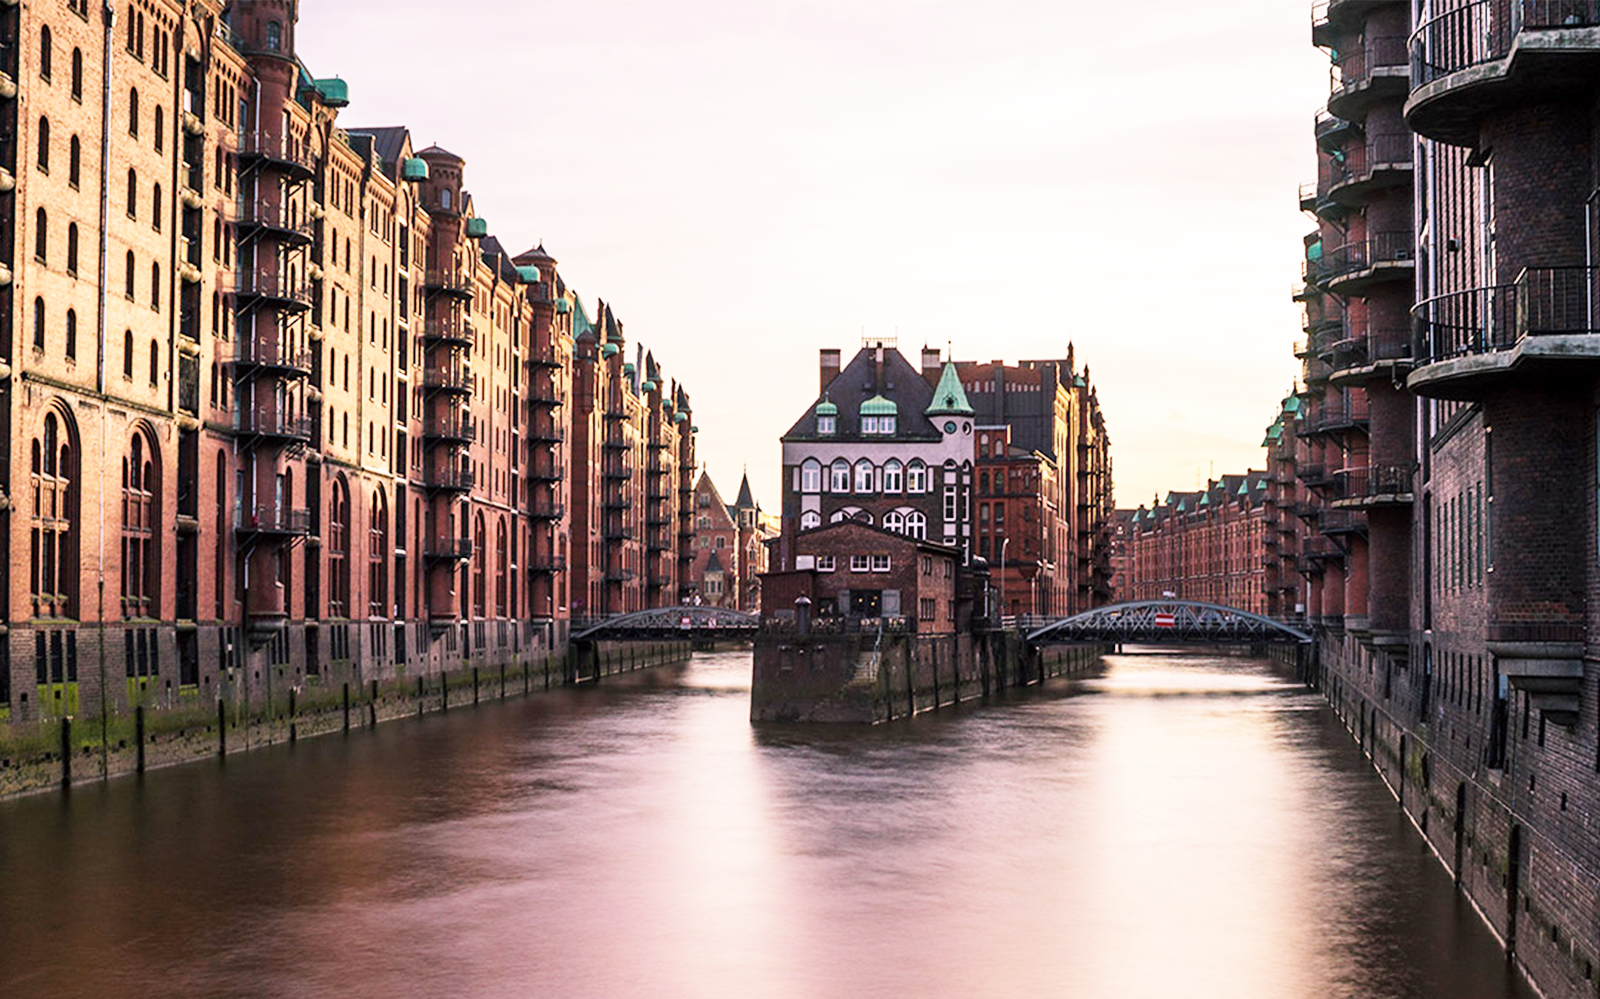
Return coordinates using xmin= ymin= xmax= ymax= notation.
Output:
xmin=685 ymin=469 xmax=776 ymax=611
xmin=1122 ymin=472 xmax=1273 ymax=617
xmin=0 ymin=1 xmax=699 ymax=727
xmin=1292 ymin=3 xmax=1600 ymax=996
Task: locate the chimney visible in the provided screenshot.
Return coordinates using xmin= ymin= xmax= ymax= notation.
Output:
xmin=922 ymin=347 xmax=942 ymax=386
xmin=820 ymin=349 xmax=841 ymax=393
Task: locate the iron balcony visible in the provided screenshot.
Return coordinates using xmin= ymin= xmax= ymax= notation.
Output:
xmin=529 ymin=501 xmax=566 ymax=521
xmin=1327 ymin=35 xmax=1409 ymax=120
xmin=232 ymin=338 xmax=313 ymax=378
xmin=426 ymin=537 xmax=473 ymax=561
xmin=529 ymin=346 xmax=563 ymax=368
xmin=421 ymin=366 xmax=473 ymax=393
xmin=236 ymin=132 xmax=317 ymax=180
xmin=233 ymin=501 xmax=311 ymax=538
xmin=529 ymin=555 xmax=568 ymax=573
xmin=1322 ymin=133 xmax=1414 ymax=208
xmin=422 ymin=319 xmax=474 ymax=347
xmin=423 ymin=269 xmax=475 ymax=299
xmin=528 ymin=425 xmax=566 ymax=444
xmin=235 ymin=271 xmax=314 ymax=310
xmin=234 ymin=411 xmax=315 ymax=443
xmin=423 ymin=416 xmax=476 ymax=445
xmin=1321 ymin=232 xmax=1415 ymax=296
xmin=1332 ymin=464 xmax=1418 ymax=509
xmin=528 ymin=462 xmax=563 ymax=483
xmin=234 ymin=198 xmax=316 ymax=246
xmin=425 ymin=467 xmax=476 ymax=493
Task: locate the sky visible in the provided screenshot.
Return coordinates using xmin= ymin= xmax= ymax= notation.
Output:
xmin=297 ymin=0 xmax=1330 ymax=511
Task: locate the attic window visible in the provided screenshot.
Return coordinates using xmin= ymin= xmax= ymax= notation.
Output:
xmin=818 ymin=414 xmax=836 ymax=435
xmin=862 ymin=415 xmax=896 ymax=434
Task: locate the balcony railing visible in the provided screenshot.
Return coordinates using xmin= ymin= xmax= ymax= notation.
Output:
xmin=529 ymin=555 xmax=568 ymax=573
xmin=1413 ymin=266 xmax=1600 ymax=363
xmin=423 ymin=416 xmax=476 ymax=443
xmin=233 ymin=501 xmax=310 ymax=535
xmin=425 ymin=467 xmax=476 ymax=492
xmin=1322 ymin=231 xmax=1414 ymax=284
xmin=1327 ymin=330 xmax=1414 ymax=371
xmin=1411 ymin=0 xmax=1600 ymax=88
xmin=528 ymin=462 xmax=563 ymax=482
xmin=1334 ymin=464 xmax=1417 ymax=501
xmin=421 ymin=366 xmax=473 ymax=392
xmin=427 ymin=537 xmax=474 ymax=561
xmin=424 ymin=269 xmax=475 ymax=296
xmin=529 ymin=501 xmax=566 ymax=520
xmin=236 ymin=270 xmax=314 ymax=306
xmin=529 ymin=346 xmax=563 ymax=368
xmin=234 ymin=338 xmax=313 ymax=374
xmin=234 ymin=199 xmax=316 ymax=242
xmin=234 ymin=412 xmax=314 ymax=441
xmin=237 ymin=132 xmax=318 ymax=175
xmin=1326 ymin=133 xmax=1414 ymax=197
xmin=528 ymin=425 xmax=566 ymax=444
xmin=422 ymin=319 xmax=474 ymax=346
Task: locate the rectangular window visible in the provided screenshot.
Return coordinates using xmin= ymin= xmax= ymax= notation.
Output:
xmin=850 ymin=555 xmax=870 ymax=573
xmin=871 ymin=554 xmax=890 ymax=573
xmin=817 ymin=415 xmax=835 ymax=435
xmin=943 ymin=486 xmax=957 ymax=524
xmin=816 ymin=555 xmax=835 ymax=572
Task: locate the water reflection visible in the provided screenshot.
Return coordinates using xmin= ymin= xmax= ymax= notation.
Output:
xmin=0 ymin=649 xmax=1531 ymax=999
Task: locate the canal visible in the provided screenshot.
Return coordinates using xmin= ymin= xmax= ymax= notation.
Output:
xmin=0 ymin=648 xmax=1533 ymax=999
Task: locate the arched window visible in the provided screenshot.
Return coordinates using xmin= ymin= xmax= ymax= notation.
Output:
xmin=495 ymin=518 xmax=508 ymax=618
xmin=126 ymin=168 xmax=137 ymax=218
xmin=66 ymin=222 xmax=78 ymax=275
xmin=854 ymin=459 xmax=874 ymax=494
xmin=39 ymin=25 xmax=52 ymax=81
xmin=473 ymin=514 xmax=487 ymax=618
xmin=36 ymin=116 xmax=49 ymax=171
xmin=800 ymin=458 xmax=821 ymax=493
xmin=979 ymin=471 xmax=990 ymax=495
xmin=150 ymin=262 xmax=160 ymax=310
xmin=128 ymin=87 xmax=138 ymax=136
xmin=122 ymin=329 xmax=133 ymax=377
xmin=121 ymin=429 xmax=159 ymax=617
xmin=329 ymin=477 xmax=350 ymax=616
xmin=124 ymin=250 xmax=135 ymax=298
xmin=65 ymin=309 xmax=77 ymax=360
xmin=153 ymin=107 xmax=163 ymax=153
xmin=214 ymin=451 xmax=226 ymax=617
xmin=799 ymin=511 xmax=821 ymax=531
xmin=32 ymin=297 xmax=45 ymax=350
xmin=151 ymin=183 xmax=162 ymax=230
xmin=440 ymin=187 xmax=452 ymax=211
xmin=904 ymin=510 xmax=927 ymax=540
xmin=148 ymin=340 xmax=158 ymax=385
xmin=883 ymin=460 xmax=903 ymax=494
xmin=907 ymin=460 xmax=928 ymax=494
xmin=34 ymin=208 xmax=47 ymax=262
xmin=266 ymin=20 xmax=282 ymax=50
xmin=70 ymin=48 xmax=81 ymax=100
xmin=368 ymin=488 xmax=388 ymax=618
xmin=829 ymin=459 xmax=850 ymax=493
xmin=30 ymin=408 xmax=79 ymax=619
xmin=125 ymin=4 xmax=136 ymax=52
xmin=883 ymin=510 xmax=904 ymax=534
xmin=68 ymin=134 xmax=79 ymax=187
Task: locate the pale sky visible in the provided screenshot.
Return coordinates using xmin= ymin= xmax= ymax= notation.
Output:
xmin=297 ymin=0 xmax=1329 ymax=511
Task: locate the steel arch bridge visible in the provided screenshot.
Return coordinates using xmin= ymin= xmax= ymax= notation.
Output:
xmin=1026 ymin=600 xmax=1312 ymax=645
xmin=571 ymin=606 xmax=760 ymax=642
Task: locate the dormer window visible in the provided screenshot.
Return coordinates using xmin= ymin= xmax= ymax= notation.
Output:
xmin=817 ymin=414 xmax=836 ymax=435
xmin=859 ymin=394 xmax=897 ymax=434
xmin=861 ymin=415 xmax=896 ymax=434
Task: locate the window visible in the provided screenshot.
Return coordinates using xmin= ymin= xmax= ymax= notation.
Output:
xmin=830 ymin=459 xmax=850 ymax=493
xmin=800 ymin=511 xmax=821 ymax=531
xmin=369 ymin=490 xmax=389 ymax=618
xmin=128 ymin=88 xmax=138 ymax=136
xmin=855 ymin=459 xmax=874 ymax=493
xmin=32 ymin=297 xmax=45 ymax=350
xmin=127 ymin=168 xmax=137 ymax=218
xmin=150 ymin=263 xmax=160 ymax=310
xmin=37 ymin=116 xmax=49 ymax=171
xmin=801 ymin=459 xmax=821 ymax=493
xmin=39 ymin=25 xmax=52 ymax=81
xmin=68 ymin=135 xmax=80 ymax=187
xmin=329 ymin=478 xmax=350 ymax=616
xmin=71 ymin=48 xmax=82 ymax=100
xmin=920 ymin=598 xmax=936 ymax=621
xmin=816 ymin=555 xmax=835 ymax=572
xmin=817 ymin=414 xmax=836 ymax=435
xmin=122 ymin=330 xmax=133 ymax=378
xmin=943 ymin=486 xmax=958 ymax=524
xmin=66 ymin=223 xmax=78 ymax=275
xmin=154 ymin=107 xmax=163 ymax=153
xmin=883 ymin=510 xmax=904 ymax=533
xmin=125 ymin=251 xmax=135 ymax=298
xmin=152 ymin=184 xmax=162 ymax=230
xmin=472 ymin=514 xmax=487 ymax=618
xmin=904 ymin=510 xmax=927 ymax=540
xmin=148 ymin=341 xmax=158 ymax=385
xmin=121 ymin=431 xmax=158 ymax=617
xmin=871 ymin=555 xmax=891 ymax=572
xmin=65 ymin=309 xmax=76 ymax=360
xmin=31 ymin=409 xmax=79 ymax=618
xmin=34 ymin=208 xmax=47 ymax=262
xmin=884 ymin=460 xmax=903 ymax=493
xmin=907 ymin=460 xmax=927 ymax=494
xmin=266 ymin=20 xmax=282 ymax=51
xmin=850 ymin=555 xmax=870 ymax=573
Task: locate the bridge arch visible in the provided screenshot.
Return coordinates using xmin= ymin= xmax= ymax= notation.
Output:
xmin=571 ymin=605 xmax=760 ymax=642
xmin=1026 ymin=600 xmax=1312 ymax=645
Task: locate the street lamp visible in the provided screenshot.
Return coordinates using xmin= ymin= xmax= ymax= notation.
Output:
xmin=998 ymin=536 xmax=1010 ymax=620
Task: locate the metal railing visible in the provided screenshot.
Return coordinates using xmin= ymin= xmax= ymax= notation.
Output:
xmin=237 ymin=132 xmax=318 ymax=173
xmin=234 ymin=199 xmax=315 ymax=240
xmin=1332 ymin=36 xmax=1409 ymax=93
xmin=236 ymin=271 xmax=313 ymax=304
xmin=529 ymin=501 xmax=566 ymax=520
xmin=422 ymin=416 xmax=476 ymax=442
xmin=1334 ymin=464 xmax=1417 ymax=501
xmin=233 ymin=500 xmax=310 ymax=534
xmin=234 ymin=412 xmax=314 ymax=440
xmin=421 ymin=366 xmax=473 ymax=392
xmin=424 ymin=269 xmax=475 ymax=295
xmin=1412 ymin=1 xmax=1600 ymax=87
xmin=1413 ymin=266 xmax=1600 ymax=363
xmin=425 ymin=467 xmax=476 ymax=491
xmin=427 ymin=537 xmax=474 ymax=560
xmin=422 ymin=318 xmax=473 ymax=344
xmin=234 ymin=338 xmax=313 ymax=373
xmin=1322 ymin=231 xmax=1415 ymax=282
xmin=1327 ymin=133 xmax=1414 ymax=193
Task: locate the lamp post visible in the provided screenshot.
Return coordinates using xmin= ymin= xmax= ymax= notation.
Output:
xmin=998 ymin=536 xmax=1010 ymax=620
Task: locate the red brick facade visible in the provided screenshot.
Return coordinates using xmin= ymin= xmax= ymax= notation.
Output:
xmin=1123 ymin=472 xmax=1272 ymax=616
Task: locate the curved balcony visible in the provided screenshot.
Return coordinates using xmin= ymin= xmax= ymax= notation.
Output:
xmin=529 ymin=555 xmax=568 ymax=574
xmin=234 ymin=411 xmax=314 ymax=445
xmin=1314 ymin=108 xmax=1359 ymax=151
xmin=1329 ymin=329 xmax=1414 ymax=384
xmin=1318 ymin=508 xmax=1368 ymax=538
xmin=237 ymin=133 xmax=317 ymax=180
xmin=1312 ymin=0 xmax=1381 ymax=47
xmin=1409 ymin=266 xmax=1600 ymax=398
xmin=232 ymin=338 xmax=313 ymax=378
xmin=234 ymin=199 xmax=315 ymax=246
xmin=422 ymin=318 xmax=474 ymax=347
xmin=421 ymin=365 xmax=473 ymax=394
xmin=604 ymin=492 xmax=634 ymax=511
xmin=529 ymin=346 xmax=563 ymax=368
xmin=528 ymin=461 xmax=563 ymax=483
xmin=236 ymin=271 xmax=313 ymax=311
xmin=1325 ymin=133 xmax=1413 ymax=207
xmin=1331 ymin=463 xmax=1416 ymax=509
xmin=1322 ymin=231 xmax=1414 ymax=295
xmin=424 ymin=269 xmax=475 ymax=299
xmin=1328 ymin=36 xmax=1410 ymax=119
xmin=1307 ymin=401 xmax=1370 ymax=437
xmin=528 ymin=425 xmax=566 ymax=444
xmin=423 ymin=415 xmax=476 ymax=445
xmin=528 ymin=385 xmax=566 ymax=408
xmin=529 ymin=501 xmax=566 ymax=521
xmin=233 ymin=501 xmax=311 ymax=539
xmin=424 ymin=467 xmax=476 ymax=494
xmin=1408 ymin=1 xmax=1600 ymax=145
xmin=425 ymin=537 xmax=473 ymax=562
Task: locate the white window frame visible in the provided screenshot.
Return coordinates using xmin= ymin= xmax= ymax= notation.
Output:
xmin=830 ymin=459 xmax=850 ymax=492
xmin=816 ymin=555 xmax=835 ymax=572
xmin=883 ymin=460 xmax=903 ymax=493
xmin=907 ymin=461 xmax=927 ymax=493
xmin=850 ymin=554 xmax=870 ymax=573
xmin=800 ymin=510 xmax=821 ymax=530
xmin=883 ymin=510 xmax=904 ymax=533
xmin=871 ymin=554 xmax=890 ymax=573
xmin=801 ymin=459 xmax=821 ymax=493
xmin=855 ymin=459 xmax=874 ymax=493
xmin=817 ymin=414 xmax=836 ymax=435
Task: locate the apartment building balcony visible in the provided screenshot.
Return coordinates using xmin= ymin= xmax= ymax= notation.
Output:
xmin=529 ymin=555 xmax=568 ymax=574
xmin=1328 ymin=36 xmax=1410 ymax=119
xmin=604 ymin=493 xmax=635 ymax=511
xmin=528 ymin=461 xmax=563 ymax=483
xmin=1331 ymin=463 xmax=1416 ymax=508
xmin=1318 ymin=508 xmax=1367 ymax=538
xmin=422 ymin=319 xmax=474 ymax=347
xmin=1408 ymin=0 xmax=1600 ymax=145
xmin=424 ymin=269 xmax=475 ymax=299
xmin=422 ymin=415 xmax=476 ymax=445
xmin=424 ymin=467 xmax=476 ymax=494
xmin=237 ymin=132 xmax=317 ymax=180
xmin=528 ymin=385 xmax=566 ymax=408
xmin=1329 ymin=329 xmax=1414 ymax=384
xmin=1324 ymin=133 xmax=1413 ymax=207
xmin=604 ymin=522 xmax=637 ymax=541
xmin=529 ymin=501 xmax=566 ymax=521
xmin=1322 ymin=232 xmax=1415 ymax=295
xmin=604 ymin=568 xmax=638 ymax=583
xmin=647 ymin=533 xmax=672 ymax=553
xmin=425 ymin=537 xmax=474 ymax=562
xmin=529 ymin=345 xmax=563 ymax=368
xmin=236 ymin=271 xmax=313 ymax=310
xmin=528 ymin=425 xmax=566 ymax=444
xmin=1409 ymin=266 xmax=1600 ymax=398
xmin=604 ymin=406 xmax=628 ymax=422
xmin=603 ymin=434 xmax=628 ymax=451
xmin=235 ymin=199 xmax=316 ymax=246
xmin=421 ymin=365 xmax=473 ymax=394
xmin=1309 ymin=402 xmax=1369 ymax=436
xmin=1313 ymin=108 xmax=1358 ymax=151
xmin=233 ymin=501 xmax=310 ymax=539
xmin=604 ymin=462 xmax=635 ymax=481
xmin=234 ymin=411 xmax=314 ymax=445
xmin=1311 ymin=0 xmax=1373 ymax=47
xmin=232 ymin=338 xmax=313 ymax=378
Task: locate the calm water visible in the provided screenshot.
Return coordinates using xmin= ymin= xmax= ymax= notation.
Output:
xmin=0 ymin=649 xmax=1533 ymax=999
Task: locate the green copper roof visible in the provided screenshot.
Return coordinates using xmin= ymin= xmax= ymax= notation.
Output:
xmin=815 ymin=395 xmax=838 ymax=417
xmin=1238 ymin=482 xmax=1250 ymax=496
xmin=1282 ymin=396 xmax=1302 ymax=414
xmin=515 ymin=265 xmax=541 ymax=284
xmin=601 ymin=343 xmax=619 ymax=359
xmin=1073 ymin=375 xmax=1087 ymax=388
xmin=1256 ymin=479 xmax=1269 ymax=490
xmin=1176 ymin=498 xmax=1188 ymax=513
xmin=924 ymin=361 xmax=975 ymax=417
xmin=1199 ymin=493 xmax=1211 ymax=507
xmin=465 ymin=218 xmax=488 ymax=239
xmin=554 ymin=299 xmax=571 ymax=314
xmin=860 ymin=394 xmax=898 ymax=416
xmin=623 ymin=363 xmax=635 ymax=377
xmin=642 ymin=379 xmax=657 ymax=392
xmin=401 ymin=157 xmax=430 ymax=181
xmin=674 ymin=412 xmax=688 ymax=424
xmin=1307 ymin=240 xmax=1323 ymax=261
xmin=314 ymin=77 xmax=349 ymax=107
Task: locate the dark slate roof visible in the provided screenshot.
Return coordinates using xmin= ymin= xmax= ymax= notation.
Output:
xmin=735 ymin=472 xmax=755 ymax=510
xmin=345 ymin=126 xmax=409 ymax=177
xmin=517 ymin=243 xmax=557 ymax=264
xmin=782 ymin=347 xmax=941 ymax=442
xmin=415 ymin=144 xmax=463 ymax=163
xmin=704 ymin=550 xmax=725 ymax=574
xmin=479 ymin=236 xmax=522 ymax=283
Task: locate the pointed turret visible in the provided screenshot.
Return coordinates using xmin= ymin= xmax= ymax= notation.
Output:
xmin=924 ymin=361 xmax=975 ymax=418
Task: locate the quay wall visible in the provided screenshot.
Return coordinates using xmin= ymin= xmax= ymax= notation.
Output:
xmin=751 ymin=628 xmax=1106 ymax=724
xmin=0 ymin=628 xmax=691 ymax=799
xmin=1272 ymin=634 xmax=1600 ymax=999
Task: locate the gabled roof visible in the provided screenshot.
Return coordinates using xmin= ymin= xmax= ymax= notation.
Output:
xmin=704 ymin=550 xmax=725 ymax=574
xmin=345 ymin=126 xmax=410 ymax=176
xmin=925 ymin=362 xmax=975 ymax=417
xmin=782 ymin=346 xmax=941 ymax=442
